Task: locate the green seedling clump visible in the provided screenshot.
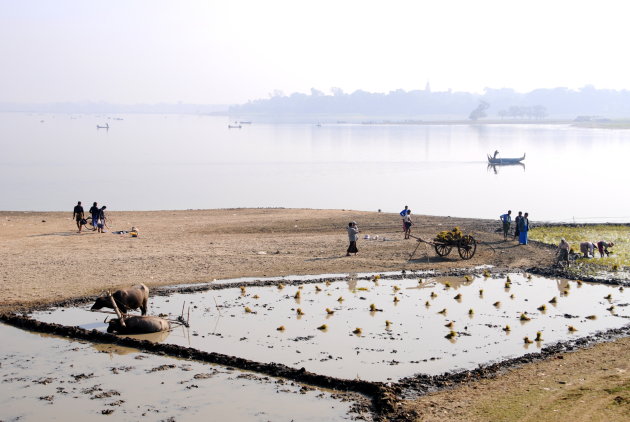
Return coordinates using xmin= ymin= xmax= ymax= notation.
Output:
xmin=530 ymin=225 xmax=630 ymax=272
xmin=445 ymin=330 xmax=457 ymax=339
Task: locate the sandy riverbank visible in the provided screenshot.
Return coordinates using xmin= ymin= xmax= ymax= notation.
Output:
xmin=2 ymin=208 xmax=628 ymax=422
xmin=0 ymin=208 xmax=553 ymax=312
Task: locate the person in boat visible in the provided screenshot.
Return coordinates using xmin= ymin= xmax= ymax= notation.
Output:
xmin=346 ymin=222 xmax=359 ymax=256
xmin=513 ymin=211 xmax=523 ymax=240
xmin=579 ymin=241 xmax=596 ymax=258
xmin=556 ymin=238 xmax=570 ymax=265
xmin=499 ymin=210 xmax=512 ymax=240
xmin=596 ymin=241 xmax=614 ymax=257
xmin=403 ymin=210 xmax=413 ymax=239
xmin=517 ymin=212 xmax=529 ymax=245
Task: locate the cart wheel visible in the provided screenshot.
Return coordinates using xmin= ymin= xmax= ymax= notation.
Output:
xmin=458 ymin=235 xmax=477 ymax=260
xmin=435 ymin=244 xmax=453 ymax=257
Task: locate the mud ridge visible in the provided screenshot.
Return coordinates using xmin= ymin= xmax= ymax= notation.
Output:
xmin=16 ymin=267 xmax=520 ymax=314
xmin=528 ymin=266 xmax=630 ymax=287
xmin=397 ymin=323 xmax=630 ymax=398
xmin=0 ymin=313 xmax=397 ymax=415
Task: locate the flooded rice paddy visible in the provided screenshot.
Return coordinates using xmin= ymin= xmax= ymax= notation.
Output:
xmin=0 ymin=324 xmax=357 ymax=421
xmin=31 ymin=273 xmax=630 ymax=382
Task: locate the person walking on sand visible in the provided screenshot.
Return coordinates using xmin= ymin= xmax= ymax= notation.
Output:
xmin=88 ymin=202 xmax=99 ymax=231
xmin=513 ymin=211 xmax=523 ymax=240
xmin=96 ymin=205 xmax=107 ymax=233
xmin=403 ymin=210 xmax=413 ymax=239
xmin=73 ymin=201 xmax=84 ymax=233
xmin=346 ymin=222 xmax=359 ymax=256
xmin=499 ymin=210 xmax=512 ymax=240
xmin=518 ymin=212 xmax=529 ymax=245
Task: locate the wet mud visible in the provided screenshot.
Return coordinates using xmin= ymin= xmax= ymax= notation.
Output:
xmin=0 ymin=324 xmax=363 ymax=421
xmin=3 ymin=269 xmax=630 ymax=420
xmin=0 ymin=315 xmax=394 ymax=415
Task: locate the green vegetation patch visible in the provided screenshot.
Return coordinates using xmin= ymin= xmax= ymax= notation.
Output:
xmin=530 ymin=225 xmax=630 ymax=270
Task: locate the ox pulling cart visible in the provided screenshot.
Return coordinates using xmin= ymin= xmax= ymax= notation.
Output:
xmin=409 ymin=227 xmax=477 ymax=260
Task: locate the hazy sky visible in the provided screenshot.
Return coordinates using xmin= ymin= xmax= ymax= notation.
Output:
xmin=1 ymin=0 xmax=629 ymax=105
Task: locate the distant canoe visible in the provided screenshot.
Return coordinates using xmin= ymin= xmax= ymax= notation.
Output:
xmin=96 ymin=123 xmax=109 ymax=129
xmin=228 ymin=125 xmax=242 ymax=129
xmin=487 ymin=153 xmax=525 ymax=165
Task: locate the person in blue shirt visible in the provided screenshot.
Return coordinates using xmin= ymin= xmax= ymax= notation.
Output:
xmin=88 ymin=202 xmax=99 ymax=231
xmin=400 ymin=205 xmax=409 ymax=232
xmin=518 ymin=212 xmax=530 ymax=245
xmin=499 ymin=210 xmax=512 ymax=240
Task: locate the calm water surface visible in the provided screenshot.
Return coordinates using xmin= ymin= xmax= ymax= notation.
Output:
xmin=1 ymin=113 xmax=629 ymax=222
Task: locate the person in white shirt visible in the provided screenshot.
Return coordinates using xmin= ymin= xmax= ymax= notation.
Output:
xmin=346 ymin=222 xmax=359 ymax=256
xmin=499 ymin=210 xmax=512 ymax=240
xmin=403 ymin=210 xmax=413 ymax=239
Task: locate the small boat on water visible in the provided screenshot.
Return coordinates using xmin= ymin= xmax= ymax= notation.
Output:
xmin=96 ymin=123 xmax=109 ymax=129
xmin=487 ymin=150 xmax=525 ymax=165
xmin=228 ymin=124 xmax=242 ymax=129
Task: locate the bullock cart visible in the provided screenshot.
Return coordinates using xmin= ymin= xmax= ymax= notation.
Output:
xmin=409 ymin=228 xmax=477 ymax=260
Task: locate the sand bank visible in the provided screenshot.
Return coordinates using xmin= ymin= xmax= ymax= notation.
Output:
xmin=0 ymin=208 xmax=553 ymax=311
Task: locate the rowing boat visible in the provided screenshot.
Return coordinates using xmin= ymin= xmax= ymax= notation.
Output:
xmin=487 ymin=153 xmax=525 ymax=164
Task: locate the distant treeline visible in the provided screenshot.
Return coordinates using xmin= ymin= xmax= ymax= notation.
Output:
xmin=230 ymin=86 xmax=630 ymax=120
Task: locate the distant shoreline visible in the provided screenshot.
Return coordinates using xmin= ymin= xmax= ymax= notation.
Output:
xmin=3 ymin=111 xmax=630 ymax=128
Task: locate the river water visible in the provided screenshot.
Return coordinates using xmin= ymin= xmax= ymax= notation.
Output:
xmin=1 ymin=112 xmax=628 ymax=222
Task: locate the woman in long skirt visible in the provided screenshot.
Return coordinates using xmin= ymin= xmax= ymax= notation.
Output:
xmin=518 ymin=212 xmax=529 ymax=245
xmin=346 ymin=222 xmax=359 ymax=256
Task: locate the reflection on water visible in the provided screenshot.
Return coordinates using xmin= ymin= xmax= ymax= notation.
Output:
xmin=487 ymin=163 xmax=526 ymax=174
xmin=125 ymin=329 xmax=172 ymax=343
xmin=32 ymin=273 xmax=630 ymax=382
xmin=1 ymin=113 xmax=629 ymax=222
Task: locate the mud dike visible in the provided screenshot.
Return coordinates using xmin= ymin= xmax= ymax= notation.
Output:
xmin=3 ymin=269 xmax=630 ymax=420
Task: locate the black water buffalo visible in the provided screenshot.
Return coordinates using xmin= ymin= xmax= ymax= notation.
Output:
xmin=91 ymin=283 xmax=149 ymax=315
xmin=107 ymin=315 xmax=171 ymax=334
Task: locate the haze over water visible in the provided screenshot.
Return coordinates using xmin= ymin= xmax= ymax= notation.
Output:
xmin=1 ymin=112 xmax=628 ymax=223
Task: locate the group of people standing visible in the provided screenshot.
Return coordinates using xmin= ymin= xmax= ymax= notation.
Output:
xmin=72 ymin=201 xmax=107 ymax=233
xmin=499 ymin=210 xmax=530 ymax=245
